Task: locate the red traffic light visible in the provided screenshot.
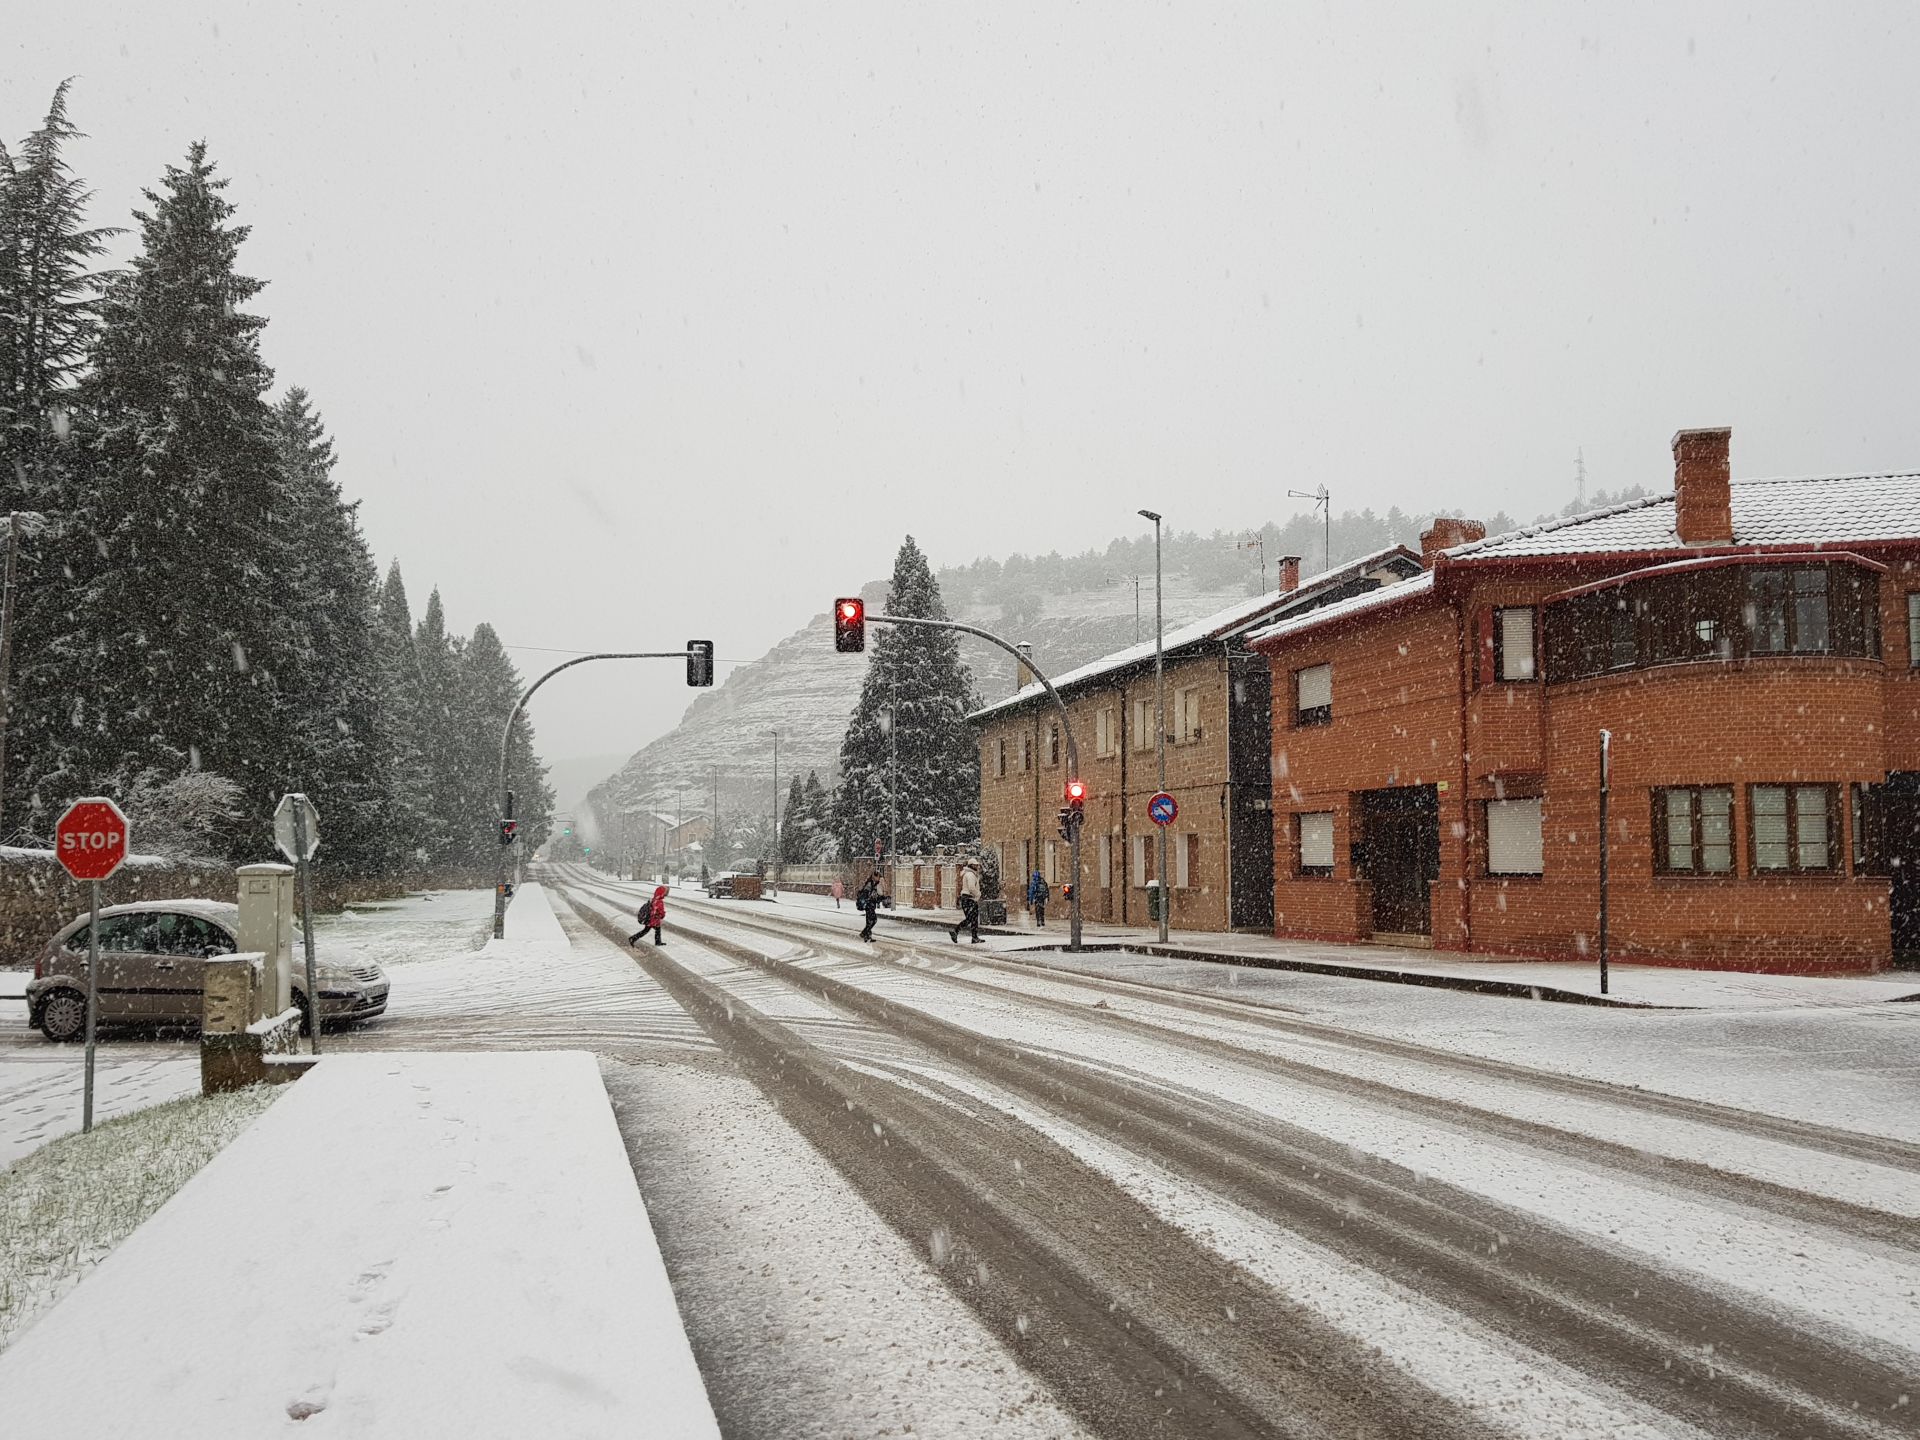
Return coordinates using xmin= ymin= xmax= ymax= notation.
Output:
xmin=1064 ymin=778 xmax=1087 ymax=804
xmin=834 ymin=597 xmax=866 ymax=652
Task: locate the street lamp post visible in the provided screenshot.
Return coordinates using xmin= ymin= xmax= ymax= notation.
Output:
xmin=864 ymin=611 xmax=1086 ymax=951
xmin=491 ymin=648 xmax=695 ymax=939
xmin=769 ymin=729 xmax=781 ymax=889
xmin=1138 ymin=510 xmax=1169 ymax=943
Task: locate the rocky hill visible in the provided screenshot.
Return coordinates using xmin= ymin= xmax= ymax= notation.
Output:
xmin=582 ymin=572 xmax=1266 ymax=836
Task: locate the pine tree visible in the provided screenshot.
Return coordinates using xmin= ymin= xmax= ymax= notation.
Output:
xmin=0 ymin=82 xmax=119 ymax=836
xmin=779 ymin=773 xmax=808 ymax=865
xmin=411 ymin=589 xmax=467 ymax=868
xmin=371 ymin=562 xmax=430 ymax=872
xmin=460 ymin=623 xmax=553 ymax=864
xmin=799 ymin=769 xmax=832 ymax=862
xmin=59 ymin=142 xmax=295 ymax=845
xmin=834 ymin=537 xmax=979 ymax=858
xmin=270 ymin=387 xmax=388 ymax=877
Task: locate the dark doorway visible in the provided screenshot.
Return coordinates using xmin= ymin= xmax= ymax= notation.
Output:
xmin=1359 ymin=785 xmax=1440 ymax=937
xmin=1881 ymin=774 xmax=1920 ymax=968
xmin=1227 ymin=652 xmax=1275 ymax=930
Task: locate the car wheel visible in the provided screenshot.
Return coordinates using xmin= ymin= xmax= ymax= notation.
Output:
xmin=39 ymin=988 xmax=87 ymax=1042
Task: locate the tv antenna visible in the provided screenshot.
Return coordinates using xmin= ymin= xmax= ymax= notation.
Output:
xmin=1287 ymin=484 xmax=1331 ymax=573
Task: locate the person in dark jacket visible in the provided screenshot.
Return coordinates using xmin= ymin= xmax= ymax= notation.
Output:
xmin=855 ymin=871 xmax=884 ymax=942
xmin=1027 ymin=870 xmax=1050 ymax=927
xmin=629 ymin=885 xmax=668 ymax=946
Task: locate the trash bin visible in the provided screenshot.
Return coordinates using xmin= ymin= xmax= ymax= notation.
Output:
xmin=1144 ymin=880 xmax=1163 ymax=923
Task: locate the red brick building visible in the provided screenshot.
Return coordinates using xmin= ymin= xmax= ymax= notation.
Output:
xmin=1249 ymin=428 xmax=1920 ymax=974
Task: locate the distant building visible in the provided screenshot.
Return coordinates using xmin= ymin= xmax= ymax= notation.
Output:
xmin=970 ymin=547 xmax=1425 ymax=931
xmin=1250 ymin=428 xmax=1920 ymax=974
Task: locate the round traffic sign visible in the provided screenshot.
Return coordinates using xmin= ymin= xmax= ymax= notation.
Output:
xmin=1148 ymin=792 xmax=1178 ymax=827
xmin=55 ymin=797 xmax=130 ymax=881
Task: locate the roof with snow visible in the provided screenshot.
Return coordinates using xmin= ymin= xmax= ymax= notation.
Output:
xmin=1444 ymin=472 xmax=1920 ymax=561
xmin=1247 ymin=571 xmax=1435 ymax=647
xmin=968 ymin=545 xmax=1422 ymax=721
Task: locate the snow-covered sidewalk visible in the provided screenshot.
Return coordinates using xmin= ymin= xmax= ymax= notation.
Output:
xmin=749 ymin=886 xmax=1920 ymax=1009
xmin=0 ymin=1050 xmax=719 ymax=1438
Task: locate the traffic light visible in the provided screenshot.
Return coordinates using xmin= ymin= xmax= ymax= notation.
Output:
xmin=1059 ymin=778 xmax=1086 ymax=841
xmin=499 ymin=818 xmax=519 ymax=847
xmin=834 ymin=598 xmax=866 ymax=652
xmin=687 ymin=640 xmax=714 ymax=687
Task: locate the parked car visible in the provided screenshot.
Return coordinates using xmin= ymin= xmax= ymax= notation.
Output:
xmin=705 ymin=872 xmax=739 ymax=898
xmin=24 ymin=899 xmax=389 ymax=1042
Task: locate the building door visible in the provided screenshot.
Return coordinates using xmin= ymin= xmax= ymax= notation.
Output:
xmin=1359 ymin=786 xmax=1440 ymax=936
xmin=1881 ymin=775 xmax=1920 ymax=967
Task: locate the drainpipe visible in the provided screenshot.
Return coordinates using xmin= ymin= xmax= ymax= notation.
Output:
xmin=1452 ymin=592 xmax=1474 ymax=952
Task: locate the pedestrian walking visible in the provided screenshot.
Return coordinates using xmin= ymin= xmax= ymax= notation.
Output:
xmin=950 ymin=859 xmax=983 ymax=944
xmin=830 ymin=876 xmax=845 ymax=908
xmin=856 ymin=871 xmax=884 ymax=942
xmin=1027 ymin=870 xmax=1050 ymax=928
xmin=628 ymin=884 xmax=669 ymax=947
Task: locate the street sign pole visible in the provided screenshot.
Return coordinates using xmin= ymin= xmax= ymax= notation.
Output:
xmin=292 ymin=798 xmax=320 ymax=1055
xmin=83 ymin=879 xmax=99 ymax=1132
xmin=56 ymin=797 xmax=129 ymax=1135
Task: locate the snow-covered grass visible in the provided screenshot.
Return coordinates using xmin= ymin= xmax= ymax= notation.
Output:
xmin=311 ymin=886 xmax=496 ymax=969
xmin=0 ymin=1083 xmax=280 ymax=1351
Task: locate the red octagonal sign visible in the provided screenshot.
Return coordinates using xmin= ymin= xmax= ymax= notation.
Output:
xmin=55 ymin=797 xmax=130 ymax=882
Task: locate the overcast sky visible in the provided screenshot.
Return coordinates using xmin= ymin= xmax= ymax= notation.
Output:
xmin=13 ymin=2 xmax=1920 ymax=764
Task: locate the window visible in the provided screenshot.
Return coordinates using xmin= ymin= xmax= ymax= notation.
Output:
xmin=1046 ymin=724 xmax=1060 ymax=767
xmin=1545 ymin=563 xmax=1881 ymax=683
xmin=1095 ymin=706 xmax=1116 ymax=756
xmin=1909 ymin=594 xmax=1920 ymax=668
xmin=1297 ymin=812 xmax=1334 ymax=876
xmin=1653 ymin=787 xmax=1734 ymax=874
xmin=1294 ymin=664 xmax=1332 ymax=727
xmin=1018 ymin=839 xmax=1031 ymax=882
xmin=1484 ymin=798 xmax=1544 ymax=875
xmin=1044 ymin=840 xmax=1058 ymax=884
xmin=1175 ymin=833 xmax=1196 ymax=888
xmin=1175 ymin=686 xmax=1202 ymax=742
xmin=1131 ymin=835 xmax=1148 ymax=885
xmin=1018 ymin=731 xmax=1031 ymax=772
xmin=994 ymin=738 xmax=1006 ymax=779
xmin=1098 ymin=834 xmax=1113 ymax=887
xmin=1495 ymin=608 xmax=1536 ymax=681
xmin=1750 ymin=784 xmax=1835 ymax=873
xmin=1132 ymin=698 xmax=1155 ymax=751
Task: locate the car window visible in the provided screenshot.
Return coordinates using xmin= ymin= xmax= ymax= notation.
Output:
xmin=181 ymin=916 xmax=237 ymax=955
xmin=92 ymin=913 xmax=156 ymax=951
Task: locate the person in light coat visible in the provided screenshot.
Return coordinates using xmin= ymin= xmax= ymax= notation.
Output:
xmin=950 ymin=859 xmax=983 ymax=945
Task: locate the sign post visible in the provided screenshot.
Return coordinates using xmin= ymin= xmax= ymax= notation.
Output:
xmin=55 ymin=797 xmax=130 ymax=1132
xmin=274 ymin=793 xmax=323 ymax=1054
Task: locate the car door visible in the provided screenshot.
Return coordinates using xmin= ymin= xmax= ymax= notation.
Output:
xmin=71 ymin=912 xmax=161 ymax=1020
xmin=144 ymin=913 xmax=235 ymax=1024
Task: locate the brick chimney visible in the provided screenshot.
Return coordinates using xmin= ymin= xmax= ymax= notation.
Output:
xmin=1277 ymin=555 xmax=1301 ymax=593
xmin=1673 ymin=427 xmax=1733 ymax=545
xmin=1420 ymin=517 xmax=1486 ymax=566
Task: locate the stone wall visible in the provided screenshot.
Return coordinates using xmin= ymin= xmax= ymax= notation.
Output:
xmin=0 ymin=853 xmax=420 ymax=967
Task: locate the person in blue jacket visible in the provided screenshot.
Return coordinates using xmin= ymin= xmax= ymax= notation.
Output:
xmin=1027 ymin=870 xmax=1050 ymax=927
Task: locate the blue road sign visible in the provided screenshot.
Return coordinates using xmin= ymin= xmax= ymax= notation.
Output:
xmin=1148 ymin=792 xmax=1178 ymax=826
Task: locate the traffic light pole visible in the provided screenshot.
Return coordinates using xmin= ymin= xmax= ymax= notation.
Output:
xmin=493 ymin=649 xmax=697 ymax=940
xmin=869 ymin=612 xmax=1085 ymax=951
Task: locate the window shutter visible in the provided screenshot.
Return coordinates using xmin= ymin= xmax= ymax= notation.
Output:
xmin=1476 ymin=608 xmax=1496 ymax=687
xmin=1295 ymin=664 xmax=1332 ymax=712
xmin=1131 ymin=836 xmax=1147 ymax=885
xmin=1499 ymin=608 xmax=1537 ymax=680
xmin=1298 ymin=812 xmax=1335 ymax=869
xmin=1486 ymin=798 xmax=1544 ymax=874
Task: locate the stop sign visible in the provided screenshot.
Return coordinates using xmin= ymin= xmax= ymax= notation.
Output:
xmin=55 ymin=797 xmax=130 ymax=882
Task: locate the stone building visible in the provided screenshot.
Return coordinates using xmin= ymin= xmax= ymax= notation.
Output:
xmin=970 ymin=547 xmax=1424 ymax=931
